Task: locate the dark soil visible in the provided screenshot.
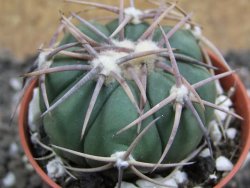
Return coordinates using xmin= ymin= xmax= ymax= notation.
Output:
xmin=0 ymin=50 xmax=249 ymax=188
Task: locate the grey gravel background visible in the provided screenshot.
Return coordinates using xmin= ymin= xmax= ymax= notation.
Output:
xmin=0 ymin=50 xmax=249 ymax=188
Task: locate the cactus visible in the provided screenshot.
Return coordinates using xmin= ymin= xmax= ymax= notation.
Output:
xmin=24 ymin=0 xmax=242 ymax=187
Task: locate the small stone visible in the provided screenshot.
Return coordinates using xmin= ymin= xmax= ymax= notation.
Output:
xmin=163 ymin=179 xmax=178 ymax=188
xmin=115 ymin=181 xmax=137 ymax=188
xmin=208 ymin=120 xmax=222 ymax=144
xmin=136 ymin=176 xmax=178 ymax=188
xmin=136 ymin=178 xmax=155 ymax=187
xmin=9 ymin=78 xmax=22 ymax=91
xmin=22 ymin=155 xmax=28 ymax=163
xmin=199 ymin=148 xmax=211 ymax=158
xmin=8 ymin=142 xmax=19 ymax=157
xmin=172 ymin=170 xmax=188 ymax=184
xmin=226 ymin=128 xmax=237 ymax=140
xmin=28 ymin=88 xmax=42 ymax=132
xmin=2 ymin=172 xmax=16 ymax=187
xmin=216 ymin=156 xmax=233 ymax=171
xmin=215 ymin=95 xmax=233 ymax=121
xmin=215 ymin=80 xmax=224 ymax=95
xmin=22 ymin=155 xmax=34 ymax=171
xmin=46 ymin=157 xmax=66 ymax=180
xmin=209 ymin=174 xmax=218 ymax=180
xmin=216 ymin=95 xmax=233 ymax=108
xmin=25 ymin=163 xmax=34 ymax=172
xmin=30 ymin=132 xmax=39 ymax=145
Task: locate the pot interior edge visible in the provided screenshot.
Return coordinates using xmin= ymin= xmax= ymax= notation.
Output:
xmin=210 ymin=52 xmax=250 ymax=188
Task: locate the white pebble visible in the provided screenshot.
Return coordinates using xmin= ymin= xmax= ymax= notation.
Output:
xmin=216 ymin=95 xmax=232 ymax=107
xmin=163 ymin=179 xmax=178 ymax=188
xmin=136 ymin=179 xmax=156 ymax=187
xmin=215 ymin=81 xmax=224 ymax=95
xmin=8 ymin=142 xmax=19 ymax=156
xmin=171 ymin=170 xmax=188 ymax=184
xmin=30 ymin=132 xmax=39 ymax=145
xmin=208 ymin=120 xmax=222 ymax=144
xmin=215 ymin=95 xmax=233 ymax=121
xmin=28 ymin=88 xmax=42 ymax=132
xmin=25 ymin=163 xmax=34 ymax=172
xmin=9 ymin=78 xmax=22 ymax=91
xmin=2 ymin=172 xmax=16 ymax=187
xmin=136 ymin=176 xmax=178 ymax=188
xmin=209 ymin=174 xmax=218 ymax=180
xmin=199 ymin=148 xmax=211 ymax=158
xmin=115 ymin=181 xmax=138 ymax=188
xmin=226 ymin=128 xmax=237 ymax=140
xmin=22 ymin=155 xmax=28 ymax=163
xmin=46 ymin=157 xmax=66 ymax=180
xmin=216 ymin=156 xmax=233 ymax=171
xmin=22 ymin=155 xmax=34 ymax=171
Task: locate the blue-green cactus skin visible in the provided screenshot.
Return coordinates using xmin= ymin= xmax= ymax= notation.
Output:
xmin=40 ymin=20 xmax=216 ymax=166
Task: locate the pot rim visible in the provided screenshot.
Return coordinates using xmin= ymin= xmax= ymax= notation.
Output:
xmin=18 ymin=53 xmax=250 ymax=188
xmin=18 ymin=79 xmax=61 ymax=188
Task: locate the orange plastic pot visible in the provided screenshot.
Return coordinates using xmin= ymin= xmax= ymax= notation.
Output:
xmin=18 ymin=79 xmax=61 ymax=188
xmin=18 ymin=53 xmax=250 ymax=188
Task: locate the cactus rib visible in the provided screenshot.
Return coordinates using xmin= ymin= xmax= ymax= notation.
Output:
xmin=42 ymin=66 xmax=102 ymax=116
xmin=184 ymin=97 xmax=213 ymax=157
xmin=153 ymin=103 xmax=183 ymax=171
xmin=81 ymin=75 xmax=105 ymax=139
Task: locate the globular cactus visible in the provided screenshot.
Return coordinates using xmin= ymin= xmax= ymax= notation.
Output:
xmin=24 ymin=0 xmax=242 ymax=186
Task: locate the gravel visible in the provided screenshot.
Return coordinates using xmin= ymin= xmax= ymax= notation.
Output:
xmin=0 ymin=50 xmax=249 ymax=188
xmin=0 ymin=53 xmax=50 ymax=188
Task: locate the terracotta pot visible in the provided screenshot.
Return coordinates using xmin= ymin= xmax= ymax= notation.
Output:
xmin=18 ymin=53 xmax=250 ymax=188
xmin=209 ymin=52 xmax=250 ymax=188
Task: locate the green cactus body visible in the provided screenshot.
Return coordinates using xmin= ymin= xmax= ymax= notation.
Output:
xmin=40 ymin=19 xmax=216 ymax=168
